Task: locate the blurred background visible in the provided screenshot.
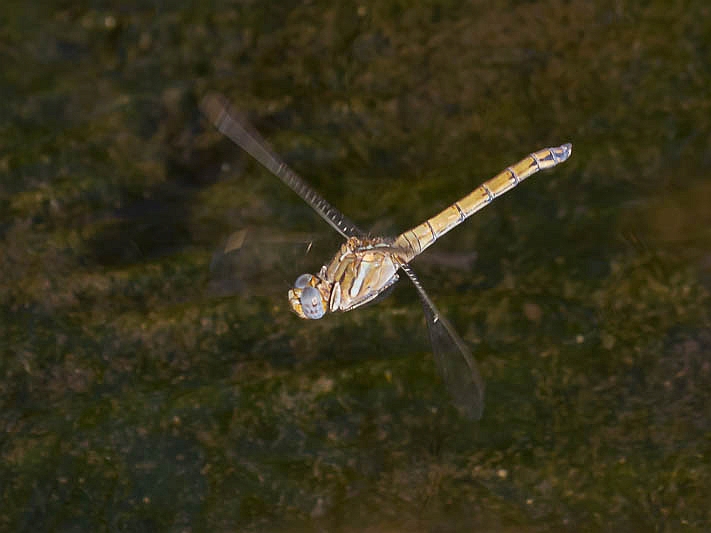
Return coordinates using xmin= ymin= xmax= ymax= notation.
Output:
xmin=2 ymin=1 xmax=710 ymax=531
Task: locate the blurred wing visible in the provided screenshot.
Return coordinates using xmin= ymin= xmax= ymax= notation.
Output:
xmin=201 ymin=93 xmax=365 ymax=239
xmin=400 ymin=263 xmax=485 ymax=420
xmin=208 ymin=227 xmax=324 ymax=299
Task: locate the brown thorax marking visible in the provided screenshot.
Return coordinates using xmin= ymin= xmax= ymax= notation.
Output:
xmin=314 ymin=236 xmax=403 ymax=313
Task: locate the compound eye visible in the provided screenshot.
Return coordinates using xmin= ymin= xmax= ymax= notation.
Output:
xmin=294 ymin=273 xmax=313 ymax=289
xmin=299 ymin=286 xmax=325 ymax=319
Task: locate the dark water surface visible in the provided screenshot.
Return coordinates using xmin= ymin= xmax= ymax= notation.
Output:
xmin=2 ymin=1 xmax=710 ymax=531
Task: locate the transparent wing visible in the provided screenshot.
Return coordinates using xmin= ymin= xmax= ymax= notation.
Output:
xmin=400 ymin=263 xmax=485 ymax=420
xmin=208 ymin=227 xmax=325 ymax=299
xmin=201 ymin=93 xmax=364 ymax=240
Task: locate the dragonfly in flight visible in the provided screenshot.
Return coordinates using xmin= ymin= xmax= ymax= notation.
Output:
xmin=202 ymin=93 xmax=572 ymax=419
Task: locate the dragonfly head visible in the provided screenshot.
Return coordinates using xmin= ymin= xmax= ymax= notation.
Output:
xmin=288 ymin=273 xmax=330 ymax=319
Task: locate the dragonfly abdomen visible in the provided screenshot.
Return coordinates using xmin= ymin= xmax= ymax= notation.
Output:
xmin=394 ymin=143 xmax=572 ymax=262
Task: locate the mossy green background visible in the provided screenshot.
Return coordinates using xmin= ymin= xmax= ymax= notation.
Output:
xmin=2 ymin=1 xmax=710 ymax=531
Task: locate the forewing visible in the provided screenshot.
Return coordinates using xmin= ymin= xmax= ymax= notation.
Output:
xmin=208 ymin=227 xmax=323 ymax=299
xmin=201 ymin=93 xmax=365 ymax=240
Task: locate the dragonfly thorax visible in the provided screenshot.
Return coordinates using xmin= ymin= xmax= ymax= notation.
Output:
xmin=287 ymin=237 xmax=403 ymax=320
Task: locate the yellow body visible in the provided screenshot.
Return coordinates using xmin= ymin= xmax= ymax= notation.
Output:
xmin=393 ymin=144 xmax=571 ymax=262
xmin=289 ymin=144 xmax=572 ymax=319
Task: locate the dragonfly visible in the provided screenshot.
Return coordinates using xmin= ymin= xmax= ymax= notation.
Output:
xmin=201 ymin=93 xmax=572 ymax=419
